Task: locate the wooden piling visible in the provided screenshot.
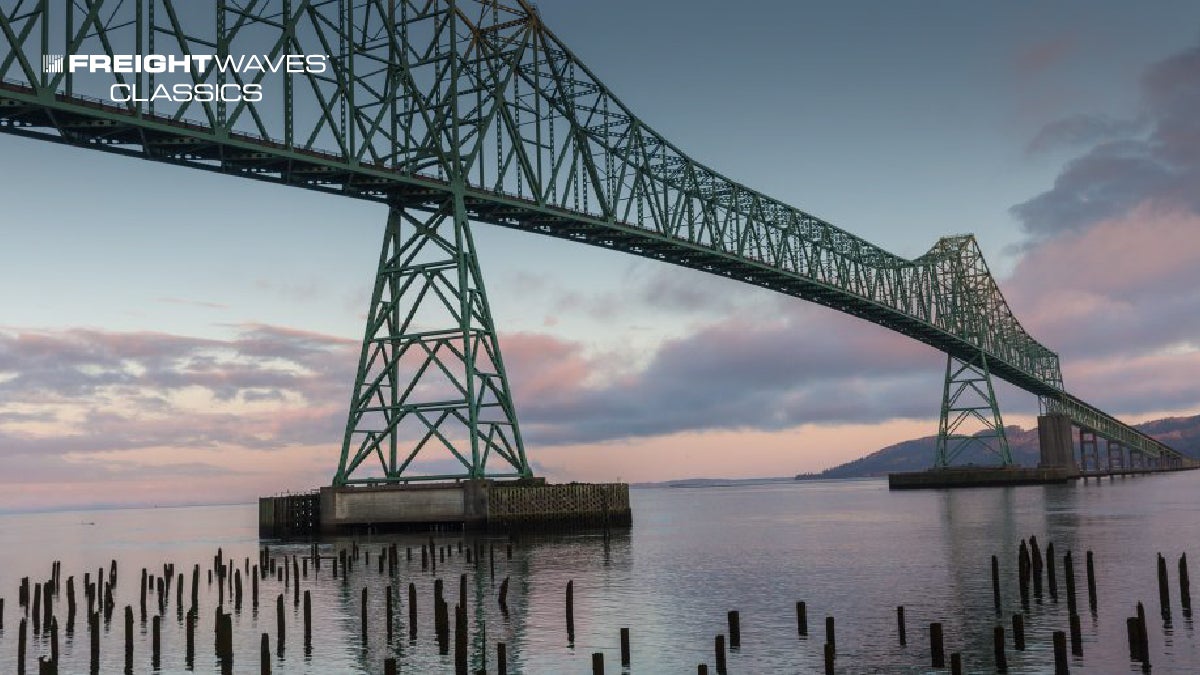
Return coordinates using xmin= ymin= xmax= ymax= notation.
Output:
xmin=260 ymin=632 xmax=271 ymax=675
xmin=1181 ymin=552 xmax=1193 ymax=615
xmin=727 ymin=610 xmax=740 ymax=648
xmin=18 ymin=618 xmax=26 ymax=675
xmin=303 ymin=590 xmax=312 ymax=652
xmin=714 ymin=634 xmax=726 ymax=675
xmin=384 ymin=658 xmax=396 ymax=675
xmin=566 ymin=580 xmax=575 ymax=643
xmin=32 ymin=583 xmax=40 ymax=634
xmin=620 ymin=627 xmax=631 ymax=666
xmin=823 ymin=642 xmax=834 ymax=675
xmin=408 ymin=583 xmax=417 ymax=640
xmin=498 ymin=641 xmax=508 ymax=675
xmin=499 ymin=577 xmax=509 ymax=613
xmin=950 ymin=652 xmax=962 ymax=675
xmin=1069 ymin=613 xmax=1082 ymax=656
xmin=124 ymin=605 xmax=133 ymax=673
xmin=1136 ymin=602 xmax=1150 ymax=667
xmin=1019 ymin=540 xmax=1030 ymax=608
xmin=1158 ymin=553 xmax=1171 ymax=620
xmin=993 ymin=625 xmax=1007 ymax=672
xmin=361 ymin=587 xmax=368 ymax=644
xmin=1012 ymin=614 xmax=1025 ymax=650
xmin=152 ymin=614 xmax=160 ymax=669
xmin=896 ymin=605 xmax=906 ymax=645
xmin=276 ymin=594 xmax=285 ymax=657
xmin=825 ymin=615 xmax=835 ymax=652
xmin=1126 ymin=616 xmax=1140 ymax=661
xmin=1052 ymin=630 xmax=1069 ymax=674
xmin=455 ymin=603 xmax=468 ymax=675
xmin=185 ymin=608 xmax=195 ymax=668
xmin=1085 ymin=550 xmax=1097 ymax=614
xmin=591 ymin=652 xmax=604 ymax=675
xmin=796 ymin=601 xmax=807 ymax=637
xmin=930 ymin=622 xmax=945 ymax=668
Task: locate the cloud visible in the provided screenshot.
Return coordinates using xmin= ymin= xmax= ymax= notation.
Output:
xmin=1012 ymin=40 xmax=1200 ymax=237
xmin=1025 ymin=114 xmax=1143 ymax=156
xmin=506 ymin=302 xmax=944 ymax=445
xmin=1003 ymin=39 xmax=1200 ymax=420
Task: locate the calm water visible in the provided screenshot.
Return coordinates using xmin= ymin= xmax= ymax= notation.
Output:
xmin=2 ymin=473 xmax=1199 ymax=673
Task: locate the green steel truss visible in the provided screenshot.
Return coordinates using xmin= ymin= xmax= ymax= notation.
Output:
xmin=0 ymin=0 xmax=1189 ymax=473
xmin=335 ymin=198 xmax=530 ymax=484
xmin=936 ymin=353 xmax=1012 ymax=468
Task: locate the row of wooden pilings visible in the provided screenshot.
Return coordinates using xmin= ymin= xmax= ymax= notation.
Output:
xmin=3 ymin=533 xmax=1196 ymax=673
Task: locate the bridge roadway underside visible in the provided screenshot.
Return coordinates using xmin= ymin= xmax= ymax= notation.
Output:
xmin=0 ymin=83 xmax=1061 ymax=395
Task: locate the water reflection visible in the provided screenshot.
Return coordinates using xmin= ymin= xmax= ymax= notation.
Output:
xmin=1 ymin=473 xmax=1199 ymax=672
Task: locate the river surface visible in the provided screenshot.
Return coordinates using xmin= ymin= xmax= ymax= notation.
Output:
xmin=1 ymin=472 xmax=1199 ymax=673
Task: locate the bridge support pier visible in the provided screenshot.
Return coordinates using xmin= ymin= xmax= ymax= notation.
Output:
xmin=1079 ymin=428 xmax=1100 ymax=473
xmin=1037 ymin=413 xmax=1076 ymax=472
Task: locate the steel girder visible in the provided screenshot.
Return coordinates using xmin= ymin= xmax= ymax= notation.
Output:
xmin=0 ymin=0 xmax=1188 ymax=467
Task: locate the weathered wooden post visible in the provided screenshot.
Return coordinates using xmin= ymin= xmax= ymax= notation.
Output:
xmin=727 ymin=610 xmax=740 ymax=649
xmin=993 ymin=625 xmax=1007 ymax=672
xmin=714 ymin=634 xmax=726 ymax=675
xmin=930 ymin=622 xmax=945 ymax=668
xmin=1181 ymin=552 xmax=1193 ymax=616
xmin=303 ymin=590 xmax=312 ymax=653
xmin=260 ymin=632 xmax=271 ymax=675
xmin=1158 ymin=553 xmax=1171 ymax=620
xmin=152 ymin=614 xmax=161 ymax=669
xmin=796 ymin=601 xmax=807 ymax=637
xmin=1085 ymin=550 xmax=1097 ymax=614
xmin=566 ymin=580 xmax=575 ymax=643
xmin=1052 ymin=630 xmax=1068 ymax=674
xmin=896 ymin=605 xmax=906 ymax=645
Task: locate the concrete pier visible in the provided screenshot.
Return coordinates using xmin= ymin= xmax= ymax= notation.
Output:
xmin=259 ymin=479 xmax=631 ymax=537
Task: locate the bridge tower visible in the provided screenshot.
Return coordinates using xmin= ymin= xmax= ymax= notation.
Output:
xmin=927 ymin=235 xmax=1013 ymax=467
xmin=936 ymin=352 xmax=1012 ymax=467
xmin=333 ymin=194 xmax=532 ymax=485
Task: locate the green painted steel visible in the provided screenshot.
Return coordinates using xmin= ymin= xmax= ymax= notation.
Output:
xmin=0 ymin=0 xmax=1190 ymax=477
xmin=936 ymin=353 xmax=1012 ymax=468
xmin=335 ymin=199 xmax=530 ymax=485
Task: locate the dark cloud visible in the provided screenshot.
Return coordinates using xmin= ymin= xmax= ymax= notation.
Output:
xmin=507 ymin=303 xmax=945 ymax=445
xmin=1012 ymin=40 xmax=1200 ymax=237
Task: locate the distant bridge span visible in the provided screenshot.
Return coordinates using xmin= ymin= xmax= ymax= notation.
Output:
xmin=0 ymin=0 xmax=1187 ymax=482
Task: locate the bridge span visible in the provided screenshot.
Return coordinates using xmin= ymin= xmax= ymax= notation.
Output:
xmin=0 ymin=0 xmax=1191 ymax=485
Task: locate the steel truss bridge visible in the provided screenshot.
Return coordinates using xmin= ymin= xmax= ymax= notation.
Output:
xmin=0 ymin=0 xmax=1189 ymax=484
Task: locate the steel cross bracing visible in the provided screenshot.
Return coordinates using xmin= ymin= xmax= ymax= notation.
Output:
xmin=0 ymin=0 xmax=1189 ymax=475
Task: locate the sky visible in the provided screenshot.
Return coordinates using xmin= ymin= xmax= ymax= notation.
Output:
xmin=1 ymin=0 xmax=1200 ymax=510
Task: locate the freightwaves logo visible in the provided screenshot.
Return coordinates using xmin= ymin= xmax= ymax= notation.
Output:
xmin=42 ymin=53 xmax=328 ymax=103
